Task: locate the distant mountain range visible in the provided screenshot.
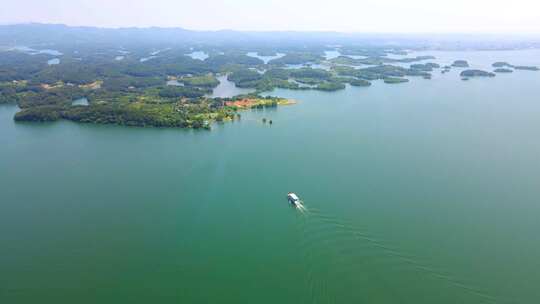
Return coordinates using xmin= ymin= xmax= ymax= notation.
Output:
xmin=1 ymin=23 xmax=539 ymax=49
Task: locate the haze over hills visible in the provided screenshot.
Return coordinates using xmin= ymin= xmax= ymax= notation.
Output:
xmin=3 ymin=1 xmax=540 ymax=302
xmin=2 ymin=23 xmax=540 ymax=50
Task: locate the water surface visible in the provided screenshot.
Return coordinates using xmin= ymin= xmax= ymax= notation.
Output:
xmin=246 ymin=52 xmax=285 ymax=64
xmin=11 ymin=46 xmax=63 ymax=56
xmin=186 ymin=51 xmax=209 ymax=61
xmin=206 ymin=75 xmax=255 ymax=98
xmin=47 ymin=58 xmax=60 ymax=65
xmin=1 ymin=50 xmax=540 ymax=304
xmin=72 ymin=98 xmax=89 ymax=106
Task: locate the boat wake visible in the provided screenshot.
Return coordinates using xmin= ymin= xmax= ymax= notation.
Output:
xmin=296 ymin=201 xmax=308 ymax=213
xmin=295 ymin=207 xmax=500 ymax=304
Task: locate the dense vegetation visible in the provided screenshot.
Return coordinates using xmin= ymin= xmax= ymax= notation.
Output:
xmin=268 ymin=53 xmax=323 ymax=65
xmin=1 ymin=33 xmax=520 ymax=130
xmin=179 ymin=74 xmax=220 ymax=87
xmin=384 ymin=77 xmax=409 ymax=84
xmin=492 ymin=62 xmax=539 ymax=71
xmin=492 ymin=62 xmax=513 ymax=68
xmin=514 ymin=66 xmax=539 ymax=71
xmin=460 ymin=70 xmax=496 ymax=77
xmin=451 ymin=60 xmax=469 ymax=68
xmin=328 ymin=55 xmax=435 ymax=66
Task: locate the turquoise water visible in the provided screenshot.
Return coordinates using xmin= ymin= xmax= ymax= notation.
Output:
xmin=1 ymin=50 xmax=540 ymax=303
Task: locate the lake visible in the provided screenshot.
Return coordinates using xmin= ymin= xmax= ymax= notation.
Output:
xmin=206 ymin=75 xmax=255 ymax=98
xmin=186 ymin=51 xmax=209 ymax=61
xmin=246 ymin=52 xmax=285 ymax=64
xmin=72 ymin=98 xmax=89 ymax=106
xmin=1 ymin=50 xmax=540 ymax=303
xmin=11 ymin=46 xmax=63 ymax=56
xmin=47 ymin=58 xmax=60 ymax=65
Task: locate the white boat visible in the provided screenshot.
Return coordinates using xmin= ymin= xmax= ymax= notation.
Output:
xmin=287 ymin=192 xmax=301 ymax=206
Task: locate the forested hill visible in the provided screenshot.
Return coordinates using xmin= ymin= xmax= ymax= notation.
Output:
xmin=2 ymin=23 xmax=540 ymax=49
xmin=0 ymin=24 xmax=355 ymax=46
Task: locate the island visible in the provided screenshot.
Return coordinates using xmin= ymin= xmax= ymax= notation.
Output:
xmin=14 ymin=94 xmax=293 ymax=129
xmin=492 ymin=62 xmax=513 ymax=68
xmin=328 ymin=55 xmax=436 ymax=66
xmin=315 ymin=81 xmax=346 ymax=91
xmin=410 ymin=63 xmax=440 ymax=71
xmin=1 ymin=45 xmax=442 ymax=131
xmin=451 ymin=60 xmax=470 ymax=67
xmin=491 ymin=62 xmax=539 ymax=71
xmin=494 ymin=68 xmax=513 ymax=73
xmin=0 ymin=28 xmax=535 ymax=130
xmin=348 ymin=79 xmax=372 ymax=87
xmin=514 ymin=66 xmax=539 ymax=71
xmin=383 ymin=77 xmax=409 ymax=84
xmin=459 ymin=70 xmax=496 ymax=77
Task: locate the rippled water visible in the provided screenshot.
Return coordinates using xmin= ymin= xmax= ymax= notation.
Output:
xmin=1 ymin=50 xmax=540 ymax=303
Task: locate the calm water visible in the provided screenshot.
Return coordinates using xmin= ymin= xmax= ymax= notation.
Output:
xmin=1 ymin=50 xmax=540 ymax=303
xmin=206 ymin=75 xmax=255 ymax=98
xmin=186 ymin=51 xmax=209 ymax=61
xmin=11 ymin=46 xmax=63 ymax=56
xmin=324 ymin=50 xmax=341 ymax=60
xmin=47 ymin=58 xmax=60 ymax=65
xmin=140 ymin=56 xmax=157 ymax=63
xmin=246 ymin=52 xmax=285 ymax=64
xmin=72 ymin=98 xmax=89 ymax=106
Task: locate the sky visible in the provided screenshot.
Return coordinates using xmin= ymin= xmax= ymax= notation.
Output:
xmin=2 ymin=0 xmax=540 ymax=33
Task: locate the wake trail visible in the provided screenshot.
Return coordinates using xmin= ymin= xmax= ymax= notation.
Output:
xmin=297 ymin=205 xmax=500 ymax=303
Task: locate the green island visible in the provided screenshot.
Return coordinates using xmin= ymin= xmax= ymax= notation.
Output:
xmin=410 ymin=62 xmax=440 ymax=71
xmin=384 ymin=77 xmax=409 ymax=84
xmin=177 ymin=74 xmax=220 ymax=87
xmin=492 ymin=62 xmax=539 ymax=71
xmin=348 ymin=78 xmax=372 ymax=87
xmin=0 ymin=27 xmax=533 ymax=130
xmin=460 ymin=69 xmax=496 ymax=77
xmin=13 ymin=93 xmax=292 ymax=129
xmin=328 ymin=55 xmax=435 ymax=66
xmin=494 ymin=68 xmax=513 ymax=73
xmin=492 ymin=62 xmax=513 ymax=68
xmin=0 ymin=48 xmax=484 ymax=130
xmin=451 ymin=60 xmax=470 ymax=67
xmin=514 ymin=66 xmax=539 ymax=71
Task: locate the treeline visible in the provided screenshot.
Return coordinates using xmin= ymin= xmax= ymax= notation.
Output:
xmin=13 ymin=102 xmax=210 ymax=128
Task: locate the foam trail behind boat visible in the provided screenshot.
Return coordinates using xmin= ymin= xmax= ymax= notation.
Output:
xmin=296 ymin=201 xmax=308 ymax=213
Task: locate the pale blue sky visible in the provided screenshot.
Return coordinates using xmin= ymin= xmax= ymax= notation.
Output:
xmin=2 ymin=0 xmax=540 ymax=33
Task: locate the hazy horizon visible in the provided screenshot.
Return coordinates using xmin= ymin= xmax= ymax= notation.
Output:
xmin=4 ymin=22 xmax=540 ymax=37
xmin=2 ymin=0 xmax=540 ymax=34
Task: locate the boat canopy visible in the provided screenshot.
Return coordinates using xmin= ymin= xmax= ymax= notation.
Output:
xmin=288 ymin=193 xmax=299 ymax=201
